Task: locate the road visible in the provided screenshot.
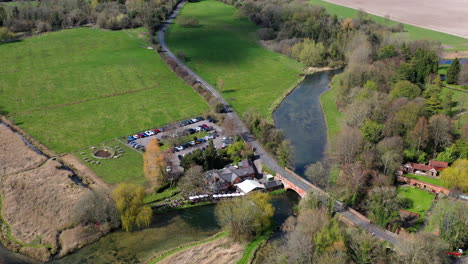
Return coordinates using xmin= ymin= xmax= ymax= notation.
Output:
xmin=156 ymin=0 xmax=399 ymax=245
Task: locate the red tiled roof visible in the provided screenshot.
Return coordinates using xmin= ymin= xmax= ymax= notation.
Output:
xmin=410 ymin=163 xmax=436 ymax=172
xmin=429 ymin=160 xmax=448 ymax=169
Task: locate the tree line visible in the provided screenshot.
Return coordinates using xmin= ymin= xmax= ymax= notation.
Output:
xmin=0 ymin=0 xmax=179 ymax=42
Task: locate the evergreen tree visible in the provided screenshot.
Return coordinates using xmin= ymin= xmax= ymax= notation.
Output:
xmin=446 ymin=58 xmax=461 ymax=84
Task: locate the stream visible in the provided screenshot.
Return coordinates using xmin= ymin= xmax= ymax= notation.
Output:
xmin=274 ymin=70 xmax=342 ymax=176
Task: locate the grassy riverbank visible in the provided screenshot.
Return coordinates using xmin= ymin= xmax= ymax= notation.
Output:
xmin=0 ymin=27 xmax=208 ymax=153
xmin=167 ymin=0 xmax=303 ymax=117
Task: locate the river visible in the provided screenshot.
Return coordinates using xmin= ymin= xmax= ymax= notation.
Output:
xmin=1 ymin=69 xmax=334 ymax=263
xmin=274 ymin=70 xmax=342 ymax=176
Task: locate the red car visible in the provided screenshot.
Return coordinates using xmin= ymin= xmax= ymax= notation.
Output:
xmin=138 ymin=133 xmax=145 ymax=138
xmin=201 ymin=124 xmax=209 ymax=128
xmin=154 ymin=129 xmax=161 ymax=133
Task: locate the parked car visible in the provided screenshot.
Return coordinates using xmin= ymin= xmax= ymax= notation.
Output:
xmin=138 ymin=133 xmax=145 ymax=138
xmin=128 ymin=136 xmax=135 ymax=141
xmin=207 ymin=117 xmax=217 ymax=123
xmin=154 ymin=128 xmax=161 ymax=133
xmin=175 ymin=146 xmax=184 ymax=151
xmin=189 ymin=141 xmax=196 ymax=146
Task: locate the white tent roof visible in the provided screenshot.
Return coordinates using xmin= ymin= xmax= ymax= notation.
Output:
xmin=235 ymin=180 xmax=265 ymax=194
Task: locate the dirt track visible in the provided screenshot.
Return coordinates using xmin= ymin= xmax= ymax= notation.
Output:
xmin=323 ymin=0 xmax=468 ymax=40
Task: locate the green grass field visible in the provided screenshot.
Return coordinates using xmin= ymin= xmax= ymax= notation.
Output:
xmin=405 ymin=174 xmax=442 ymax=186
xmin=75 ymin=140 xmax=146 ymax=185
xmin=397 ymin=186 xmax=435 ymax=217
xmin=320 ymin=84 xmax=342 ymax=139
xmin=309 ymin=0 xmax=468 ymax=51
xmin=0 ymin=27 xmax=208 ymax=153
xmin=166 ymin=0 xmax=303 ymax=117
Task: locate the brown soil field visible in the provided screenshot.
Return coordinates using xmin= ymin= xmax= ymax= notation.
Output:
xmin=158 ymin=237 xmax=244 ymax=264
xmin=324 ymin=0 xmax=468 ymax=39
xmin=0 ymin=124 xmax=116 ymax=261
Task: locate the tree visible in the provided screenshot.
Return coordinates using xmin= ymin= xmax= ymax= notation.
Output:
xmin=390 ymin=80 xmax=421 ymax=99
xmin=276 ymin=140 xmax=292 ymax=167
xmin=428 ymin=199 xmax=468 ymax=249
xmin=305 ymin=161 xmax=329 ymax=188
xmin=366 ymin=187 xmax=400 ymax=228
xmin=143 ymin=138 xmax=167 ymax=190
xmin=446 ymin=58 xmax=461 ymax=84
xmin=458 ymin=65 xmax=468 ymax=86
xmin=215 ymin=192 xmax=274 ymax=241
xmin=112 ymin=183 xmax=152 ymax=232
xmin=409 ymin=116 xmax=429 ymax=152
xmin=345 ymin=228 xmax=389 ymax=264
xmin=0 ymin=6 xmax=6 ymax=27
xmin=179 ymin=165 xmax=209 ymax=195
xmin=329 ymin=127 xmax=363 ymax=165
xmin=377 ymin=137 xmax=404 ymax=175
xmin=361 ymin=120 xmax=384 ymax=144
xmin=73 ymin=188 xmax=120 ymax=227
xmin=440 ymin=159 xmax=468 ymax=192
xmin=429 ymin=114 xmax=453 ymax=157
xmin=335 ymin=162 xmax=367 ymax=206
xmin=396 ymin=232 xmax=448 ymax=264
xmin=377 ymin=44 xmax=397 ymax=60
xmin=226 ymin=140 xmax=253 ymax=164
xmin=441 ymin=90 xmax=454 ymax=115
xmin=291 ymin=38 xmax=327 ymax=66
xmin=411 ymin=48 xmax=438 ymax=83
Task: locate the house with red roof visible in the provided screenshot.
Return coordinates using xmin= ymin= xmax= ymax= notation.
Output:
xmin=403 ymin=160 xmax=449 ymax=177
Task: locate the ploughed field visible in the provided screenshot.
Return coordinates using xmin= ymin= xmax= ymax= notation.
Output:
xmin=310 ymin=0 xmax=468 ymax=50
xmin=167 ymin=0 xmax=303 ymax=116
xmin=0 ymin=28 xmax=208 ymax=153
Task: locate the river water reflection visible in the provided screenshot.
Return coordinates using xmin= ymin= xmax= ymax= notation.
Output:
xmin=274 ymin=70 xmax=342 ymax=176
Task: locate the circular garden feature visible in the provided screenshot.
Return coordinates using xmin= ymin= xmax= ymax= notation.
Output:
xmin=92 ymin=147 xmax=115 ymax=159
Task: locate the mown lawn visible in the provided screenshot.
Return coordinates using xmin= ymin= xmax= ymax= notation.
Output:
xmin=0 ymin=27 xmax=208 ymax=153
xmin=166 ymin=0 xmax=303 ymax=117
xmin=309 ymin=0 xmax=468 ymax=50
xmin=397 ymin=186 xmax=435 ymax=218
xmin=75 ymin=140 xmax=146 ymax=185
xmin=405 ymin=174 xmax=442 ymax=186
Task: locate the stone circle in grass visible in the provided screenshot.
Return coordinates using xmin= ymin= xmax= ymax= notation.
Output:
xmin=92 ymin=147 xmax=115 ymax=159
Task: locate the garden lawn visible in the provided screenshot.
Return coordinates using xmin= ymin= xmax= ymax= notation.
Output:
xmin=309 ymin=0 xmax=468 ymax=50
xmin=405 ymin=174 xmax=442 ymax=187
xmin=0 ymin=27 xmax=208 ymax=153
xmin=397 ymin=186 xmax=435 ymax=218
xmin=75 ymin=140 xmax=146 ymax=185
xmin=167 ymin=0 xmax=303 ymax=117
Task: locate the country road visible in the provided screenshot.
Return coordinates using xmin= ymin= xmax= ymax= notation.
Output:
xmin=156 ymin=0 xmax=399 ymax=245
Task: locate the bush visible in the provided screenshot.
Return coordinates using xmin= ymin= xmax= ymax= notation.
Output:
xmin=178 ymin=16 xmax=199 ymax=27
xmin=0 ymin=27 xmax=15 ymax=43
xmin=215 ymin=103 xmax=225 ymax=113
xmin=36 ymin=21 xmax=52 ymax=33
xmin=257 ymin=28 xmax=276 ymax=40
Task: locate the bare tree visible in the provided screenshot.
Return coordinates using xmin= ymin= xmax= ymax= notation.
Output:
xmin=305 ymin=161 xmax=329 ymax=188
xmin=329 ymin=127 xmax=364 ymax=165
xmin=179 ymin=166 xmax=209 ymax=195
xmin=396 ymin=232 xmax=449 ymax=264
xmin=429 ymin=114 xmax=453 ymax=157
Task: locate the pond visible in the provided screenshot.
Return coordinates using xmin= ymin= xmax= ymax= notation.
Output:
xmin=274 ymin=70 xmax=342 ymax=176
xmin=0 ymin=243 xmax=39 ymax=264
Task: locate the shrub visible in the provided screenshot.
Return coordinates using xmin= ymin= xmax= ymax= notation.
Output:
xmin=215 ymin=103 xmax=225 ymax=113
xmin=257 ymin=28 xmax=276 ymax=40
xmin=0 ymin=27 xmax=15 ymax=43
